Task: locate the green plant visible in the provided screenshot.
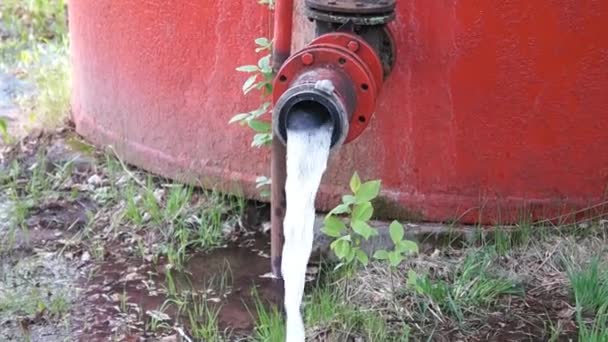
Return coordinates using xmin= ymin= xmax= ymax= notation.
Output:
xmin=230 ymin=16 xmax=275 ymax=195
xmin=568 ymin=258 xmax=608 ymax=315
xmin=187 ymin=296 xmax=223 ymax=341
xmin=304 ymin=279 xmax=400 ymax=341
xmin=0 ymin=118 xmax=9 ymax=143
xmin=321 ymin=172 xmax=382 ymax=269
xmin=407 ymin=248 xmax=522 ymax=322
xmin=251 ymin=288 xmax=285 ymax=342
xmin=373 ymin=221 xmax=419 ymax=267
xmin=578 ymin=303 xmax=608 ymax=341
xmin=230 ymin=37 xmax=274 ymax=148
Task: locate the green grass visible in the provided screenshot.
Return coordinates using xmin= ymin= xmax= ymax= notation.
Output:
xmin=567 ymin=258 xmax=608 ymax=340
xmin=0 ymin=279 xmax=71 ymax=319
xmin=0 ymin=0 xmax=70 ymax=136
xmin=251 ymin=288 xmax=285 ymax=342
xmin=568 ymin=258 xmax=608 ymax=315
xmin=187 ymin=296 xmax=224 ymax=341
xmin=578 ymin=304 xmax=608 ymax=342
xmin=304 ymin=284 xmax=393 ymax=341
xmin=408 ymin=248 xmax=522 ymax=322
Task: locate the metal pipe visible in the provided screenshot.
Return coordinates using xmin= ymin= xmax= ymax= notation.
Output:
xmin=271 ymin=0 xmax=294 ymax=71
xmin=270 ymin=0 xmax=294 ymax=278
xmin=273 ymin=69 xmax=356 ymax=149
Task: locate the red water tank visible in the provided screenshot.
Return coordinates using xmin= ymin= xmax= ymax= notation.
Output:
xmin=70 ymin=0 xmax=608 ymax=224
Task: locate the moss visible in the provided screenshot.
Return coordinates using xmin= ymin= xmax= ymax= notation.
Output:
xmin=372 ymin=195 xmax=424 ymax=222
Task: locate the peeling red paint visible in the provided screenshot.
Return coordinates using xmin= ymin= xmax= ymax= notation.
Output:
xmin=70 ymin=0 xmax=608 ymax=224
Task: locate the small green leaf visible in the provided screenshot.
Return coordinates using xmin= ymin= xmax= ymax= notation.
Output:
xmin=407 ymin=269 xmax=418 ymax=287
xmin=236 ymin=65 xmax=259 ymax=72
xmin=252 ymin=133 xmax=272 ymax=147
xmin=242 ymin=74 xmax=258 ymax=94
xmin=0 ymin=118 xmax=8 ymax=142
xmin=356 ymin=249 xmax=369 ymax=266
xmin=388 ymin=251 xmax=404 ymax=267
xmin=346 ymin=247 xmax=356 ymax=263
xmin=338 ymin=234 xmax=352 ymax=242
xmin=352 ymin=202 xmax=373 ymax=222
xmin=255 ymin=176 xmax=271 ymax=187
xmin=229 ymin=113 xmax=250 ymax=124
xmin=247 ymin=119 xmax=271 ymax=133
xmin=258 ymin=55 xmax=271 ymax=73
xmin=250 ymin=102 xmax=271 ymax=118
xmin=255 ymin=37 xmax=271 ymax=47
xmin=396 ymin=240 xmax=419 ymax=254
xmin=389 ymin=220 xmax=405 ymax=245
xmin=373 ymin=250 xmax=389 ymax=260
xmin=329 ymin=203 xmax=351 ymax=215
xmin=351 ymin=220 xmax=377 ymax=240
xmin=322 ymin=216 xmax=346 ymax=238
xmin=342 ymin=195 xmax=356 ymax=205
xmin=350 ymin=172 xmax=361 ymax=194
xmin=335 ymin=240 xmax=351 ymax=259
xmin=355 ymin=180 xmax=381 ymax=203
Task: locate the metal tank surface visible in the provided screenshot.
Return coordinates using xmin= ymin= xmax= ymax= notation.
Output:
xmin=70 ymin=0 xmax=608 ymax=224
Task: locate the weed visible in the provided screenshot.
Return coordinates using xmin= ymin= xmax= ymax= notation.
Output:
xmin=187 ymin=296 xmax=224 ymax=341
xmin=578 ymin=303 xmax=608 ymax=342
xmin=322 ymin=172 xmax=382 ymax=268
xmin=408 ymin=248 xmax=522 ymax=322
xmin=123 ymin=182 xmax=143 ymax=225
xmin=251 ymin=288 xmax=285 ymax=342
xmin=568 ymin=258 xmax=608 ymax=315
xmin=231 ymin=37 xmax=274 ymax=148
xmin=164 ymin=185 xmax=193 ymax=223
xmin=304 ymin=279 xmax=397 ymax=341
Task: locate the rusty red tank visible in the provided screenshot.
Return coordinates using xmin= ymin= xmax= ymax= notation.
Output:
xmin=69 ymin=0 xmax=608 ymax=224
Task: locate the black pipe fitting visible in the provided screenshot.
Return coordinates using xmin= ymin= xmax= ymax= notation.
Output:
xmin=272 ymin=69 xmax=355 ymax=149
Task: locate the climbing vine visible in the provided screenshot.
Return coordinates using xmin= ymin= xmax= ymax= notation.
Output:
xmin=230 ymin=37 xmax=274 ymax=148
xmin=230 ymin=1 xmax=275 ymax=195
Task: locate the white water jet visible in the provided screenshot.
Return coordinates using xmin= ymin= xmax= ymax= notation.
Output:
xmin=282 ymin=122 xmax=333 ymax=342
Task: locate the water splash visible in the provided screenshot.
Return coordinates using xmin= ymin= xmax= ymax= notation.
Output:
xmin=282 ymin=122 xmax=333 ymax=342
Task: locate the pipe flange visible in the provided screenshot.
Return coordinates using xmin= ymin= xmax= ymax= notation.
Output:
xmin=305 ymin=0 xmax=396 ymax=15
xmin=305 ymin=0 xmax=396 ymax=26
xmin=273 ymin=35 xmax=382 ymax=143
xmin=309 ymin=32 xmax=383 ymax=88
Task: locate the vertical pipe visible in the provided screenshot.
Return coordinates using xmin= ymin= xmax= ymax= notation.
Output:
xmin=270 ymin=0 xmax=294 ymax=278
xmin=271 ymin=0 xmax=294 ymax=71
xmin=270 ymin=139 xmax=286 ymax=277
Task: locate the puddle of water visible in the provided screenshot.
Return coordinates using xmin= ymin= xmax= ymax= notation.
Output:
xmin=177 ymin=237 xmax=282 ymax=333
xmin=82 ymin=234 xmax=282 ymax=339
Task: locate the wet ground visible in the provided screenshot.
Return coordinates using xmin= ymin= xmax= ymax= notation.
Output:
xmin=1 ymin=129 xmax=606 ymax=341
xmin=0 ymin=130 xmax=289 ymax=341
xmin=77 ymin=236 xmax=284 ymax=340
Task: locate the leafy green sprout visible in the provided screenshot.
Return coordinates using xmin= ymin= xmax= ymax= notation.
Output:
xmin=230 ymin=37 xmax=274 ymax=149
xmin=231 ymin=37 xmax=275 ymax=196
xmin=373 ymin=220 xmax=419 ymax=267
xmin=322 ymin=172 xmax=419 ymax=270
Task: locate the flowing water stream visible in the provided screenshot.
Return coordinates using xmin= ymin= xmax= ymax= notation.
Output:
xmin=282 ymin=122 xmax=334 ymax=342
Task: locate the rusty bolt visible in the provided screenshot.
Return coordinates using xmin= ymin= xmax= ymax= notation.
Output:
xmin=347 ymin=40 xmax=360 ymax=52
xmin=301 ymin=52 xmax=314 ymax=66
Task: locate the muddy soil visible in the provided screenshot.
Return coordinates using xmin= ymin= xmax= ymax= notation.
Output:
xmin=0 ymin=130 xmax=285 ymax=341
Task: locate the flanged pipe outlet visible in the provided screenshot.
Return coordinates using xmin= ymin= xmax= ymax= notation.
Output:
xmin=272 ymin=32 xmax=384 ymax=148
xmin=273 ymin=68 xmax=355 ymax=148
